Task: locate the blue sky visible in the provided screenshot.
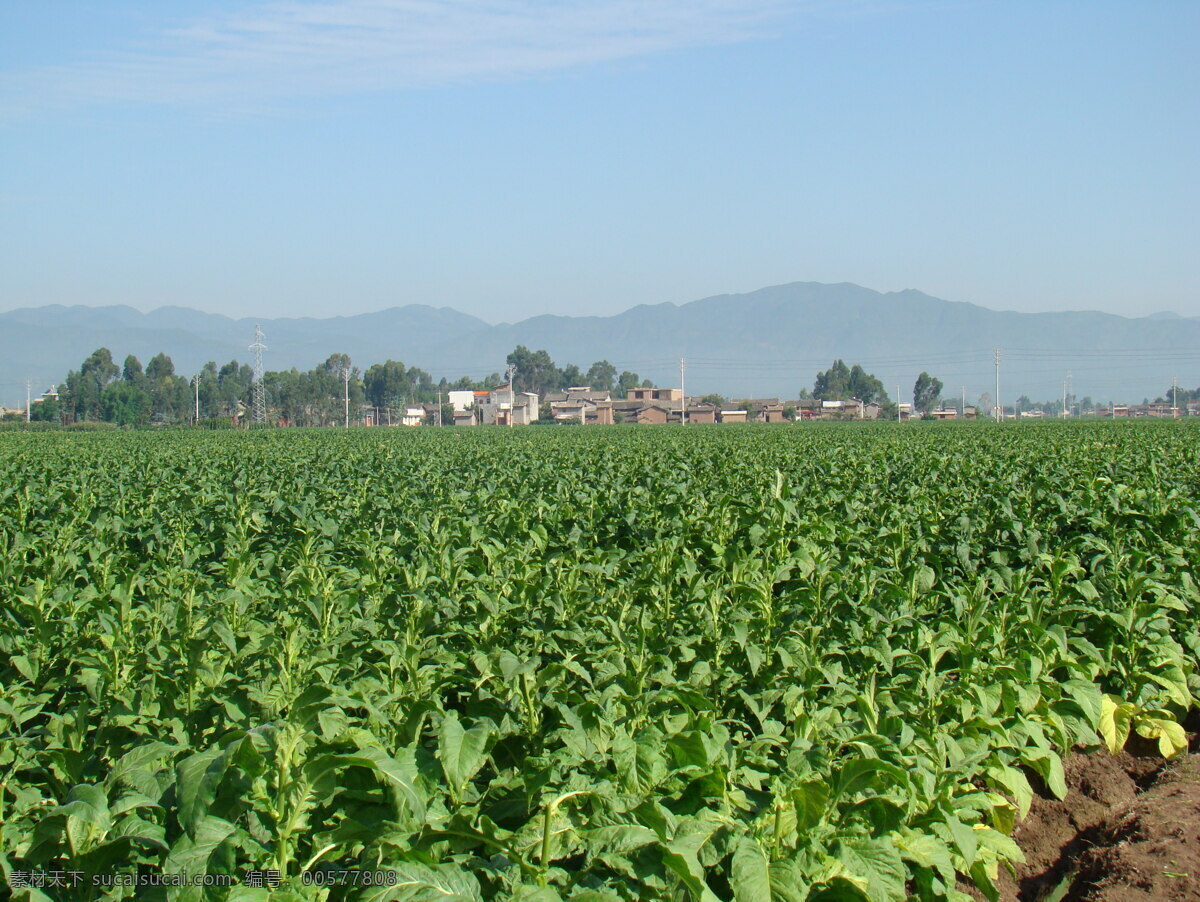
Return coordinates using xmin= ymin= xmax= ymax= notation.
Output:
xmin=1 ymin=1 xmax=1197 ymax=322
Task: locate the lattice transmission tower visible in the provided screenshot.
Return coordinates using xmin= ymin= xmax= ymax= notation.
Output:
xmin=249 ymin=324 xmax=267 ymax=425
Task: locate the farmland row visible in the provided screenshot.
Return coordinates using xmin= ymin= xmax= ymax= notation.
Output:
xmin=1 ymin=422 xmax=1198 ymax=900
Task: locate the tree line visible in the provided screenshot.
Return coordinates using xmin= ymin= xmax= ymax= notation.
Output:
xmin=26 ymin=344 xmax=995 ymax=426
xmin=27 ymin=346 xmax=653 ymax=427
xmin=505 ymin=346 xmax=651 ymax=398
xmin=807 ymin=360 xmax=946 ymax=416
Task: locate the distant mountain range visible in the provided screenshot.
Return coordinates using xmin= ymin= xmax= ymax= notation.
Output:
xmin=3 ymin=282 xmax=1197 ymax=405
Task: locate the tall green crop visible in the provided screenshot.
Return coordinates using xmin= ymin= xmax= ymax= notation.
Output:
xmin=0 ymin=421 xmax=1197 ymax=900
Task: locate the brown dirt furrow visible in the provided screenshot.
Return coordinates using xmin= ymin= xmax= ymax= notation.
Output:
xmin=966 ymin=719 xmax=1200 ymax=902
xmin=1069 ymin=756 xmax=1200 ymax=902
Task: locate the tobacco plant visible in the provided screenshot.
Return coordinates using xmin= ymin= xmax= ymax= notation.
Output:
xmin=0 ymin=421 xmax=1197 ymax=900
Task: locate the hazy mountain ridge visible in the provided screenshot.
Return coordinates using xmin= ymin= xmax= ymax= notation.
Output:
xmin=2 ymin=283 xmax=1196 ymax=404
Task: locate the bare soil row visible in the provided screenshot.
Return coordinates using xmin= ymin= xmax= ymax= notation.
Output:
xmin=982 ymin=714 xmax=1200 ymax=901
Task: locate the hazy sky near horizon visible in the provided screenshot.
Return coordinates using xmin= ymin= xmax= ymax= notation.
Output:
xmin=1 ymin=1 xmax=1197 ymax=323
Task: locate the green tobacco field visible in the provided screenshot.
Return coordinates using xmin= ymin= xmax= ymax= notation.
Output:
xmin=1 ymin=422 xmax=1198 ymax=901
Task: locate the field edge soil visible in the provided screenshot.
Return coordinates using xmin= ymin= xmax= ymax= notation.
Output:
xmin=985 ymin=718 xmax=1200 ymax=902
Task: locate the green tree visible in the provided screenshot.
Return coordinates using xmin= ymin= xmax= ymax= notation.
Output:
xmin=560 ymin=363 xmax=583 ymax=389
xmin=913 ymin=372 xmax=944 ymax=416
xmin=63 ymin=348 xmax=120 ymax=421
xmin=617 ymin=371 xmax=642 ymax=396
xmin=364 ymin=361 xmax=408 ymax=411
xmin=146 ymin=352 xmax=175 ymax=382
xmin=848 ymin=364 xmax=888 ymax=404
xmin=28 ymin=395 xmax=61 ymax=423
xmin=197 ymin=362 xmax=220 ymax=419
xmin=363 ymin=360 xmax=432 ymax=414
xmin=122 ymin=354 xmax=146 ymax=386
xmin=217 ymin=360 xmax=253 ymax=418
xmin=507 ymin=346 xmax=561 ymax=398
xmin=813 ymin=360 xmax=852 ymax=400
xmin=586 ymin=360 xmax=618 ymax=394
xmin=101 ymin=382 xmax=151 ymax=426
xmin=141 ymin=353 xmax=190 ymax=422
xmin=813 ymin=360 xmax=889 ymax=403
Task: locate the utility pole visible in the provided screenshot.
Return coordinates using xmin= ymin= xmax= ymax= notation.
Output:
xmin=437 ymin=390 xmax=443 ymax=427
xmin=25 ymin=380 xmax=32 ymax=423
xmin=193 ymin=374 xmax=200 ymax=424
xmin=506 ymin=364 xmax=516 ymax=427
xmin=341 ymin=360 xmax=351 ymax=428
xmin=1173 ymin=375 xmax=1178 ymax=418
xmin=680 ymin=358 xmax=686 ymax=426
xmin=993 ymin=348 xmax=1002 ymax=422
xmin=962 ymin=385 xmax=966 ymax=418
xmin=896 ymin=384 xmax=901 ymax=422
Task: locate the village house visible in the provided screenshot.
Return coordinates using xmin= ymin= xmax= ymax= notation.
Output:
xmin=667 ymin=403 xmax=718 ymax=425
xmin=631 ymin=404 xmax=670 ymax=425
xmin=793 ymin=400 xmax=820 ymax=420
xmin=447 ymin=390 xmax=476 ymax=411
xmin=626 ymin=387 xmax=683 ymax=403
xmin=1125 ymin=402 xmax=1176 ymax=418
xmin=760 ymin=403 xmax=789 ymax=423
xmin=479 ymin=384 xmax=539 ymax=425
xmin=452 ymin=384 xmax=539 ymax=426
xmin=545 ymin=387 xmax=612 ymax=424
xmin=729 ymin=399 xmax=778 ymax=423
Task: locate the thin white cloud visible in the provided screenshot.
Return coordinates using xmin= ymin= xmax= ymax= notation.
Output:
xmin=2 ymin=0 xmax=810 ymax=114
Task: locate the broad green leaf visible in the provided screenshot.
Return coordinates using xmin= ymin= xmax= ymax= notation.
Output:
xmin=894 ymin=830 xmax=954 ymax=877
xmin=510 ymin=888 xmax=563 ymax=901
xmin=587 ymin=824 xmax=658 ymax=853
xmin=662 ymin=844 xmax=720 ymax=902
xmin=767 ymin=859 xmax=811 ymax=902
xmin=833 ymin=758 xmax=907 ymax=800
xmin=370 ymin=863 xmax=484 ymax=901
xmin=437 ymin=711 xmax=492 ymax=801
xmin=833 ymin=837 xmax=907 ymax=902
xmin=1062 ymin=680 xmax=1103 ymax=728
xmin=59 ymin=783 xmax=111 ymax=856
xmin=974 ymin=824 xmax=1024 ymax=863
xmin=176 ymin=746 xmax=231 ymax=836
xmin=792 ymin=780 xmax=830 ymax=830
xmin=987 ymin=765 xmax=1033 ymax=819
xmin=162 ymin=814 xmax=236 ymax=877
xmin=730 ymin=837 xmax=771 ymax=902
